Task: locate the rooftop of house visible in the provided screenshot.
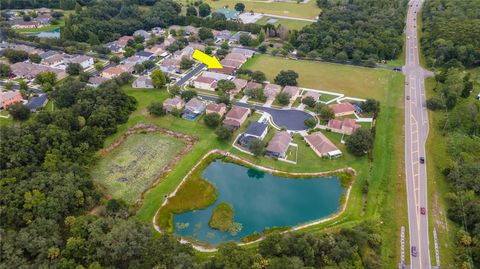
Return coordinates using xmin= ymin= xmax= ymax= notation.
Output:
xmin=246 ymin=81 xmax=263 ymax=89
xmin=68 ymin=55 xmax=93 ymax=64
xmin=185 ymin=98 xmax=206 ymax=111
xmin=0 ymin=90 xmax=22 ymax=102
xmin=194 ymin=76 xmax=216 ymax=84
xmin=136 ymin=50 xmax=154 ymax=58
xmin=305 ymin=132 xmax=339 ymax=155
xmin=102 ymin=66 xmax=125 ymax=76
xmin=232 ymin=78 xmax=248 ymax=90
xmin=282 ymin=85 xmax=300 ymax=96
xmin=266 ymin=131 xmax=291 ymax=154
xmin=329 ymin=102 xmax=356 ymax=114
xmin=88 ymin=76 xmax=109 ymax=85
xmin=206 ymin=103 xmax=226 ymax=112
xmin=245 ymin=121 xmax=268 ymax=137
xmin=303 ymin=91 xmax=320 ymax=101
xmin=224 ymin=52 xmax=248 ymax=62
xmin=225 ymin=106 xmax=249 ymax=120
xmin=164 ymin=96 xmax=184 ymax=106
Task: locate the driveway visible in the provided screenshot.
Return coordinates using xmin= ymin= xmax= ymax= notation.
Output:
xmin=176 ymin=64 xmax=205 ymax=86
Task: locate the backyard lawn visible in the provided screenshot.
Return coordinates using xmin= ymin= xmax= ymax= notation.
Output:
xmin=255 ymin=16 xmax=313 ymax=30
xmin=204 ymin=0 xmax=321 ymax=20
xmin=92 ymin=132 xmax=186 ymax=204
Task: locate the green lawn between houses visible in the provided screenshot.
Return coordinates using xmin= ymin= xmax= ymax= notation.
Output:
xmin=102 ymin=56 xmax=405 ymax=267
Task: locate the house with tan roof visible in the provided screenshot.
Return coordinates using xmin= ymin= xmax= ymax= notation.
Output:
xmin=160 ymin=58 xmax=181 ymax=74
xmin=193 ymin=76 xmax=217 ymax=91
xmin=220 ymin=58 xmax=243 ymax=69
xmin=224 ymin=53 xmax=248 ymax=63
xmin=266 ymin=131 xmax=292 ymax=159
xmin=0 ymin=91 xmax=23 ymax=109
xmin=116 ymin=36 xmax=134 ymax=48
xmin=282 ymin=85 xmax=300 ymax=102
xmin=232 ymin=78 xmax=247 ymax=93
xmin=101 ymin=66 xmax=126 ymax=79
xmin=163 ymin=96 xmax=185 ymax=114
xmin=303 ymin=91 xmax=320 ymax=102
xmin=13 ymin=21 xmax=41 ymax=29
xmin=132 ymin=75 xmax=153 ymax=88
xmin=327 ymin=118 xmax=361 ymax=135
xmin=304 ymin=132 xmax=342 ymax=158
xmin=42 ymin=54 xmax=68 ymax=66
xmin=183 ymin=98 xmax=206 ymax=119
xmin=263 ymin=84 xmax=282 ymax=100
xmin=212 ymin=66 xmax=235 ymax=75
xmin=145 ymin=45 xmax=168 ymax=57
xmin=329 ymin=102 xmax=356 ymax=117
xmin=223 ymin=106 xmax=250 ymax=129
xmin=206 ymin=103 xmax=227 ymax=117
xmin=11 ymin=62 xmax=67 ymax=80
xmin=245 ymin=81 xmax=263 ymax=91
xmin=67 ymin=55 xmax=94 ymax=69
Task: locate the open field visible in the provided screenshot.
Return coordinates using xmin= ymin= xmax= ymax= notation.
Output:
xmin=203 ymin=0 xmax=321 ymax=20
xmin=255 ymin=16 xmax=312 ymax=30
xmin=92 ymin=132 xmax=186 ymax=204
xmin=242 ymin=54 xmax=403 ymax=100
xmin=104 ymin=58 xmax=405 ymax=265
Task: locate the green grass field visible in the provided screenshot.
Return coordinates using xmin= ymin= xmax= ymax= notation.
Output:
xmin=92 ymin=132 xmax=186 ymax=204
xmin=242 ymin=54 xmax=402 ymax=100
xmin=255 ymin=16 xmax=313 ymax=30
xmin=204 ymin=0 xmax=321 ymax=19
xmin=103 ymin=58 xmax=405 ymax=266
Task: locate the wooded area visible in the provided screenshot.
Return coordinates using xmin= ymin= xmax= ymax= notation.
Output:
xmin=290 ymin=0 xmax=408 ymax=64
xmin=422 ymin=0 xmax=480 ymax=69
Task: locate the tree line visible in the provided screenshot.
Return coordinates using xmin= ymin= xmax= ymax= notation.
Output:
xmin=421 ymin=0 xmax=480 ymax=69
xmin=289 ymin=0 xmax=408 ymax=65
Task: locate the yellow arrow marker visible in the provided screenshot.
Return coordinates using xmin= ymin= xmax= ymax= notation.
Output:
xmin=192 ymin=49 xmax=223 ymax=69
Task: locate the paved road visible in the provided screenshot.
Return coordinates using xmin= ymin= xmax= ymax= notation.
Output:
xmin=176 ymin=63 xmax=206 ymax=86
xmin=198 ymin=95 xmax=313 ymax=131
xmin=403 ymin=1 xmax=433 ymax=268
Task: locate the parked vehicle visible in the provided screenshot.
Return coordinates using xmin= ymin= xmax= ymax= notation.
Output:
xmin=407 ymin=96 xmax=410 ymax=100
xmin=420 ymin=157 xmax=425 ymax=164
xmin=411 ymin=246 xmax=417 ymax=257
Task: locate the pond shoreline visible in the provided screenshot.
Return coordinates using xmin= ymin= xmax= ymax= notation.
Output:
xmin=153 ymin=149 xmax=357 ymax=252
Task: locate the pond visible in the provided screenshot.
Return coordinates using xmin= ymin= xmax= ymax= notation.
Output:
xmin=30 ymin=28 xmax=60 ymax=39
xmin=173 ymin=161 xmax=344 ymax=245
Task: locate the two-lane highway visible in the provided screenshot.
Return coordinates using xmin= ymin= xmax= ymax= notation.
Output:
xmin=403 ymin=0 xmax=433 ymax=268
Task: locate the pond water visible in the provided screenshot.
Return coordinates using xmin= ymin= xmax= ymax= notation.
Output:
xmin=173 ymin=161 xmax=344 ymax=245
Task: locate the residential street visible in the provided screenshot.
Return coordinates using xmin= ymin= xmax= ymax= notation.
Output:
xmin=403 ymin=0 xmax=434 ymax=268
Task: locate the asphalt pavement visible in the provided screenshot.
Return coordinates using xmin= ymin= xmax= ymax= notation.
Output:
xmin=403 ymin=1 xmax=433 ymax=268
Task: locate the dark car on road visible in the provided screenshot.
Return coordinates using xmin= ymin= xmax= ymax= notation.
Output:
xmin=411 ymin=246 xmax=417 ymax=257
xmin=420 ymin=207 xmax=426 ymax=215
xmin=406 ymin=96 xmax=410 ymax=100
xmin=420 ymin=157 xmax=425 ymax=164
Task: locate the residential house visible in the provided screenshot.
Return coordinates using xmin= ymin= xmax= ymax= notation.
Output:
xmin=124 ymin=56 xmax=144 ymax=65
xmin=135 ymin=50 xmax=155 ymax=61
xmin=42 ymin=53 xmax=68 ymax=66
xmin=303 ymin=91 xmax=320 ymax=102
xmin=88 ymin=76 xmax=109 ymax=87
xmin=13 ymin=21 xmax=41 ymax=29
xmin=12 ymin=44 xmax=43 ymax=55
xmin=26 ymin=94 xmax=48 ymax=112
xmin=214 ymin=30 xmax=232 ymax=43
xmin=67 ymin=55 xmax=94 ymax=69
xmin=201 ymin=71 xmax=232 ymax=81
xmin=132 ymin=75 xmax=153 ymax=88
xmin=266 ymin=131 xmax=292 ymax=159
xmin=116 ymin=36 xmax=134 ymax=48
xmin=145 ymin=45 xmax=168 ymax=57
xmin=327 ymin=118 xmax=361 ymax=135
xmin=304 ymin=132 xmax=342 ymax=158
xmin=230 ymin=31 xmax=250 ymax=43
xmin=232 ymin=78 xmax=247 ymax=94
xmin=329 ymin=102 xmax=356 ymax=117
xmin=223 ymin=106 xmax=250 ymax=129
xmin=105 ymin=42 xmax=122 ymax=53
xmin=183 ymin=98 xmax=206 ymax=119
xmin=232 ymin=47 xmax=255 ymax=58
xmin=184 ymin=26 xmax=199 ymax=36
xmin=101 ymin=66 xmax=126 ymax=79
xmin=151 ymin=27 xmax=165 ymax=37
xmin=133 ymin=29 xmax=151 ymax=41
xmin=37 ymin=7 xmax=51 ymax=14
xmin=117 ymin=63 xmax=135 ymax=73
xmin=39 ymin=50 xmax=57 ymax=60
xmin=214 ymin=8 xmax=240 ymax=21
xmin=174 ymin=46 xmax=195 ymax=60
xmin=220 ymin=58 xmax=243 ymax=69
xmin=193 ymin=76 xmax=217 ymax=91
xmin=282 ymin=85 xmax=300 ymax=102
xmin=11 ymin=62 xmax=67 ymax=80
xmin=159 ymin=58 xmax=181 ymax=74
xmin=206 ymin=103 xmax=227 ymax=117
xmin=212 ymin=66 xmax=236 ymax=75
xmin=34 ymin=14 xmax=52 ymax=24
xmin=163 ymin=37 xmax=176 ymax=47
xmin=163 ymin=96 xmax=185 ymax=114
xmin=0 ymin=91 xmax=23 ymax=109
xmin=238 ymin=121 xmax=268 ymax=147
xmin=224 ymin=53 xmax=248 ymax=63
xmin=263 ymin=83 xmax=282 ymax=100
xmin=189 ymin=43 xmax=206 ymax=52
xmin=245 ymin=81 xmax=263 ymax=91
